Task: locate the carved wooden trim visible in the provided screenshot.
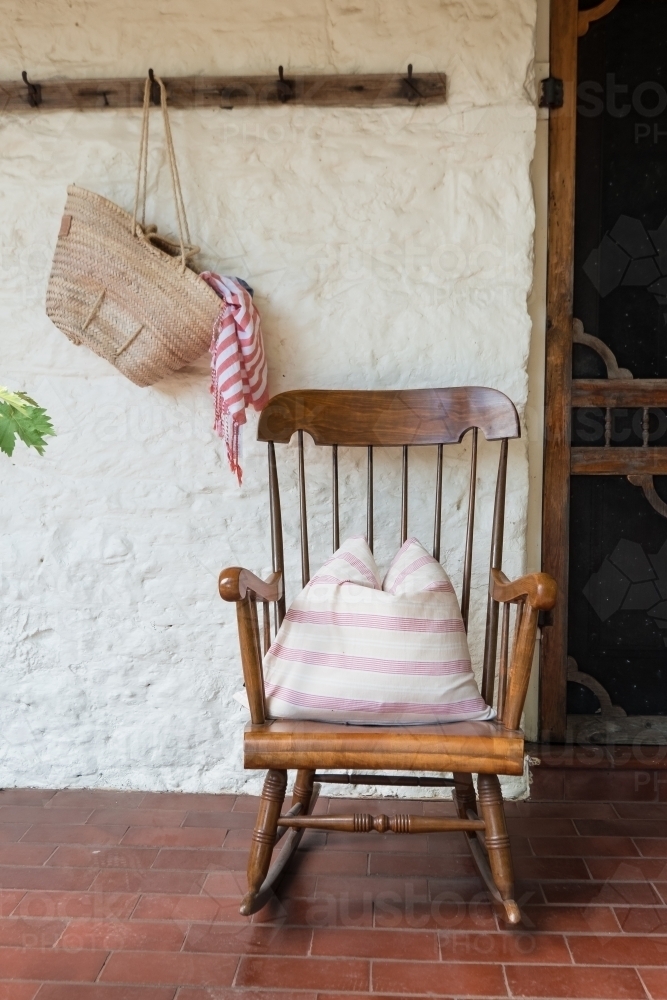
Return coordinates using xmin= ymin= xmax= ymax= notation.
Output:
xmin=567 ymin=656 xmax=627 ymax=717
xmin=571 ymin=447 xmax=667 ymax=474
xmin=572 ymin=380 xmax=667 ymax=407
xmin=628 ymin=474 xmax=667 ymax=519
xmin=572 ymin=318 xmax=633 ymax=380
xmin=578 ymin=0 xmax=621 ymax=37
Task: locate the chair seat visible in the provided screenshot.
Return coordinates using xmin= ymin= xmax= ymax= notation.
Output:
xmin=244 ymin=718 xmax=524 ymax=775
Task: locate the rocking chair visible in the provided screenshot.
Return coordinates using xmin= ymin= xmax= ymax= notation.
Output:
xmin=219 ymin=387 xmax=556 ymax=924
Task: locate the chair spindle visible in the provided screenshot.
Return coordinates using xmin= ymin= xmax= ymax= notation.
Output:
xmin=332 ymin=445 xmax=340 ymax=552
xmin=401 ymin=446 xmax=409 ymax=544
xmin=481 ymin=437 xmax=508 ymax=706
xmin=433 ymin=444 xmax=443 ymax=561
xmin=497 ymin=600 xmax=510 ymax=717
xmin=262 ymin=600 xmax=271 ymax=656
xmin=243 ymin=594 xmax=266 ymax=724
xmin=512 ymin=601 xmax=525 ymax=670
xmin=498 ymin=600 xmax=525 ymax=727
xmin=298 ymin=430 xmax=310 ymax=587
xmin=367 ymin=446 xmax=374 ymax=552
xmin=461 ymin=427 xmax=478 ymax=632
xmin=268 ymin=442 xmax=286 ymax=625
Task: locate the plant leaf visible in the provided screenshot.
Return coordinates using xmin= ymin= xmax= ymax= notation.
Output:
xmin=0 ymin=390 xmax=55 ymax=457
xmin=0 ymin=404 xmax=18 ymax=457
xmin=0 ymin=386 xmax=30 ymax=411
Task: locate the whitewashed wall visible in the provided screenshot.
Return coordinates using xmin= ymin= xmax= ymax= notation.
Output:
xmin=0 ymin=0 xmax=538 ymax=794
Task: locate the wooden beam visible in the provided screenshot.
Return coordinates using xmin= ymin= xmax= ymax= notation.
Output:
xmin=572 ymin=379 xmax=667 ymax=407
xmin=541 ymin=0 xmax=579 ymax=742
xmin=571 ymin=448 xmax=667 ymax=474
xmin=0 ymin=71 xmax=447 ymax=113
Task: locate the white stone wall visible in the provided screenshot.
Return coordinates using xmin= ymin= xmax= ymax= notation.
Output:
xmin=0 ymin=0 xmax=537 ymax=794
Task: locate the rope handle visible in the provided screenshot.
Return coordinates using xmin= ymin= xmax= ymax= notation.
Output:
xmin=132 ymin=73 xmax=194 ymax=272
xmin=141 ymin=225 xmax=200 ymax=263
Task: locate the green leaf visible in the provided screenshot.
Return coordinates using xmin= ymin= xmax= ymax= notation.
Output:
xmin=0 ymin=387 xmax=55 ymax=457
xmin=0 ymin=405 xmax=18 ymax=457
xmin=0 ymin=386 xmax=30 ymax=411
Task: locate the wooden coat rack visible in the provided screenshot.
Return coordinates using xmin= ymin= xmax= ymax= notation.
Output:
xmin=1 ymin=67 xmax=446 ymax=113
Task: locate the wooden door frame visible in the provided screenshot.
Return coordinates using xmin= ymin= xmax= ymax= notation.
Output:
xmin=540 ymin=0 xmax=667 ymax=741
xmin=541 ymin=0 xmax=579 ymax=742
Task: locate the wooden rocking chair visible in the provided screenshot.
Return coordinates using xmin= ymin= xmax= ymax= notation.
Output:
xmin=219 ymin=387 xmax=556 ymax=924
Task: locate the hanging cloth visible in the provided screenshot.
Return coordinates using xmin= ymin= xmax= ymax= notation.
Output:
xmin=201 ymin=271 xmax=269 ymax=484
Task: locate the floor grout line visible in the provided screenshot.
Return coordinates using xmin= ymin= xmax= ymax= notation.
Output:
xmin=636 ymin=967 xmax=658 ymax=1000
xmin=500 ymin=962 xmax=512 ymax=998
xmin=92 ymin=946 xmax=113 ymax=983
xmin=229 ymin=952 xmax=243 ymax=988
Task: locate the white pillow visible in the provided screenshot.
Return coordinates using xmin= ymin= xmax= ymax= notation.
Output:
xmin=262 ymin=536 xmax=494 ymax=725
xmin=384 ymin=536 xmax=461 ymax=597
xmin=309 ymin=534 xmax=381 ymax=590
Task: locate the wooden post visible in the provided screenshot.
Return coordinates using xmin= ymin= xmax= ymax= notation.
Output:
xmin=541 ymin=0 xmax=579 ymax=741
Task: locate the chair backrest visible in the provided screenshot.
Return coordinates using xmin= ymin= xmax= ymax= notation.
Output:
xmin=257 ymin=386 xmax=520 ymax=709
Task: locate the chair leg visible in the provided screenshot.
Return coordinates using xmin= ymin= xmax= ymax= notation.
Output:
xmin=453 ymin=772 xmax=477 ymax=820
xmin=476 ymin=773 xmax=519 ymax=923
xmin=240 ymin=768 xmax=287 ymax=916
xmin=291 ymin=769 xmax=315 ymax=813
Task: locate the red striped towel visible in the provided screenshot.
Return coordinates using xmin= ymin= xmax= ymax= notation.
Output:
xmin=201 ymin=272 xmax=269 ymax=484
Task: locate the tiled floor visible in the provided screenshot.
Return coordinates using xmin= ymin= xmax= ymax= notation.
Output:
xmin=0 ymin=784 xmax=666 ymax=999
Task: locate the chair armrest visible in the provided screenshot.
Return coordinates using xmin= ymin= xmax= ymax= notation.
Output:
xmin=219 ymin=567 xmax=283 ymax=603
xmin=491 ymin=569 xmax=557 ymax=611
xmin=218 ymin=568 xmax=282 ymax=726
xmin=490 ymin=569 xmax=557 ymax=731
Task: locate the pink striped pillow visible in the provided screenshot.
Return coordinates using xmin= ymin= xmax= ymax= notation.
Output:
xmin=309 ymin=535 xmax=381 ymax=590
xmin=262 ymin=537 xmax=493 ymax=726
xmin=384 ymin=537 xmax=458 ymax=596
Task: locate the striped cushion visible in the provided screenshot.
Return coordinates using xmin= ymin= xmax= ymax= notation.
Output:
xmin=309 ymin=534 xmax=381 ymax=590
xmin=384 ymin=537 xmax=459 ymax=597
xmin=262 ymin=537 xmax=493 ymax=725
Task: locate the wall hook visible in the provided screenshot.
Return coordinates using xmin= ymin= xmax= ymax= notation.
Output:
xmin=21 ymin=71 xmax=42 ymax=108
xmin=148 ymin=68 xmax=161 ymax=106
xmin=276 ymin=64 xmax=293 ymax=103
xmin=404 ymin=63 xmax=421 ymax=102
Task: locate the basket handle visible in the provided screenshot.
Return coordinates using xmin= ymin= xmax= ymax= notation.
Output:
xmin=132 ymin=73 xmax=194 ymax=273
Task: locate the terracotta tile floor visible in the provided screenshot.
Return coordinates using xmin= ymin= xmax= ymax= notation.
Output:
xmin=0 ymin=787 xmax=666 ymax=998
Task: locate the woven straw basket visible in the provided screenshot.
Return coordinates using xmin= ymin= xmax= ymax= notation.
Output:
xmin=46 ymin=76 xmax=220 ymax=387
